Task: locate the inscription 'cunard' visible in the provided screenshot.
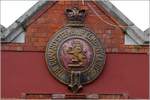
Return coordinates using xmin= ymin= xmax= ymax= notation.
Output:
xmin=45 ymin=7 xmax=106 ymax=93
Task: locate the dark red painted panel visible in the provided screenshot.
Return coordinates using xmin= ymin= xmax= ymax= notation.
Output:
xmin=1 ymin=51 xmax=149 ymax=99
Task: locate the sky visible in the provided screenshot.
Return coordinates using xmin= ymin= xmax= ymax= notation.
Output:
xmin=0 ymin=0 xmax=149 ymax=31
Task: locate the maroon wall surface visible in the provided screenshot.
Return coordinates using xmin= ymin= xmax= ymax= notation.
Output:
xmin=1 ymin=51 xmax=149 ymax=99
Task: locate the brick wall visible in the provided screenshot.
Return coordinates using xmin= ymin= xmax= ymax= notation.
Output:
xmin=1 ymin=1 xmax=149 ymax=53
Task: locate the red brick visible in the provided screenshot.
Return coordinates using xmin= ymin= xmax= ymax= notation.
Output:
xmin=106 ymin=48 xmax=111 ymax=52
xmin=32 ymin=32 xmax=48 ymax=38
xmin=2 ymin=1 xmax=149 ymax=53
xmin=32 ymin=42 xmax=47 ymax=47
xmin=31 ymin=38 xmax=39 ymax=42
xmin=36 ymin=46 xmax=46 ymax=51
xmin=37 ymin=38 xmax=49 ymax=42
xmin=2 ymin=45 xmax=23 ymax=51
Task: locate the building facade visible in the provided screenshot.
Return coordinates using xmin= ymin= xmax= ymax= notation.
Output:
xmin=1 ymin=1 xmax=149 ymax=99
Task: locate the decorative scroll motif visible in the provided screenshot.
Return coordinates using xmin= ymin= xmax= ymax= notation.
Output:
xmin=45 ymin=7 xmax=106 ymax=93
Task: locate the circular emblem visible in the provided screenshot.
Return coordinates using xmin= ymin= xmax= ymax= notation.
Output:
xmin=59 ymin=38 xmax=94 ymax=72
xmin=45 ymin=27 xmax=105 ymax=90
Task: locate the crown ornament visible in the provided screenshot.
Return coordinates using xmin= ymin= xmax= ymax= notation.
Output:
xmin=65 ymin=7 xmax=86 ymax=26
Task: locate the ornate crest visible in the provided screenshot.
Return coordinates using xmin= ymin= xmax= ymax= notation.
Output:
xmin=65 ymin=7 xmax=86 ymax=27
xmin=45 ymin=7 xmax=105 ymax=93
xmin=65 ymin=7 xmax=86 ymax=22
